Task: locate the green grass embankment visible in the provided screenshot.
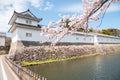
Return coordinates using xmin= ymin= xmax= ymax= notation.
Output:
xmin=21 ymin=53 xmax=98 ymax=66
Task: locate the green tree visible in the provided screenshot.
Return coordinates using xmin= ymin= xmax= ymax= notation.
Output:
xmin=89 ymin=27 xmax=94 ymax=32
xmin=102 ymin=29 xmax=110 ymax=35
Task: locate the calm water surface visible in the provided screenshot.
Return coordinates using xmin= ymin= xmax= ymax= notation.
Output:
xmin=27 ymin=53 xmax=120 ymax=80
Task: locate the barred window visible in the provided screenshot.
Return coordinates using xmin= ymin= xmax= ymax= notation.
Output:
xmin=76 ymin=37 xmax=79 ymax=40
xmin=26 ymin=20 xmax=32 ymax=24
xmin=26 ymin=33 xmax=32 ymax=37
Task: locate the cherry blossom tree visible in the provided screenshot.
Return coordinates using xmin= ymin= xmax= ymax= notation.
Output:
xmin=41 ymin=0 xmax=117 ymax=46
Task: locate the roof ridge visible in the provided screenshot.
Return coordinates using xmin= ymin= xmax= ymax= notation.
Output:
xmin=19 ymin=9 xmax=37 ymax=18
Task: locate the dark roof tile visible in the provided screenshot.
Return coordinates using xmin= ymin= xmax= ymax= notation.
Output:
xmin=14 ymin=22 xmax=41 ymax=28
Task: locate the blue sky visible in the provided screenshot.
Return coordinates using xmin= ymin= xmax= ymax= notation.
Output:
xmin=0 ymin=0 xmax=120 ymax=32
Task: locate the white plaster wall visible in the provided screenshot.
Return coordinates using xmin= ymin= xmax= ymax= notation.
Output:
xmin=11 ymin=29 xmax=18 ymax=43
xmin=60 ymin=34 xmax=94 ymax=43
xmin=15 ymin=17 xmax=38 ymax=26
xmin=11 ymin=27 xmax=120 ymax=44
xmin=97 ymin=36 xmax=120 ymax=43
xmin=0 ymin=37 xmax=5 ymax=46
xmin=16 ymin=27 xmax=46 ymax=42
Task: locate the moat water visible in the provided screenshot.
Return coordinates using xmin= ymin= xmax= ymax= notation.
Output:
xmin=27 ymin=53 xmax=120 ymax=80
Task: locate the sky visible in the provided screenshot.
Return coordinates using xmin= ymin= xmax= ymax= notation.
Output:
xmin=0 ymin=0 xmax=120 ymax=33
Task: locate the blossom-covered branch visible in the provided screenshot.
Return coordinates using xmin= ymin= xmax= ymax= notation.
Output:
xmin=41 ymin=0 xmax=114 ymax=46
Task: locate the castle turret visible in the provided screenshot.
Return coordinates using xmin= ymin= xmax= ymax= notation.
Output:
xmin=8 ymin=9 xmax=43 ymax=55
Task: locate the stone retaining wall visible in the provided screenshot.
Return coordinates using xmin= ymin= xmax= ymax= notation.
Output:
xmin=13 ymin=44 xmax=120 ymax=62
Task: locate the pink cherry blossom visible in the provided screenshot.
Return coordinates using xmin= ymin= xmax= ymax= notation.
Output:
xmin=41 ymin=0 xmax=115 ymax=46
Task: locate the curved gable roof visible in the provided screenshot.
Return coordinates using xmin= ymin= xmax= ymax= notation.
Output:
xmin=8 ymin=9 xmax=42 ymax=25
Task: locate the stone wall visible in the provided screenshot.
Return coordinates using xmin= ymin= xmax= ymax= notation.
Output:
xmin=9 ymin=40 xmax=94 ymax=55
xmin=13 ymin=44 xmax=120 ymax=62
xmin=15 ymin=41 xmax=94 ymax=47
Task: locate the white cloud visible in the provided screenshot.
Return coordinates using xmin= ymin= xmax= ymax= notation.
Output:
xmin=106 ymin=3 xmax=120 ymax=12
xmin=29 ymin=0 xmax=44 ymax=9
xmin=0 ymin=0 xmax=54 ymax=32
xmin=0 ymin=9 xmax=13 ymax=32
xmin=59 ymin=3 xmax=83 ymax=13
xmin=59 ymin=2 xmax=120 ymax=13
xmin=44 ymin=1 xmax=54 ymax=11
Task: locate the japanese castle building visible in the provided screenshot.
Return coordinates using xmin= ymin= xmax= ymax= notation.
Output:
xmin=8 ymin=9 xmax=45 ymax=55
xmin=8 ymin=10 xmax=120 ymax=55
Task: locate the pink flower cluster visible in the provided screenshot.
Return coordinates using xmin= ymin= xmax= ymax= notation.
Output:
xmin=41 ymin=0 xmax=114 ymax=46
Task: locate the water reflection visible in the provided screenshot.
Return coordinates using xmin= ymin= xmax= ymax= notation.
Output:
xmin=27 ymin=53 xmax=120 ymax=80
xmin=93 ymin=54 xmax=120 ymax=80
xmin=94 ymin=56 xmax=104 ymax=80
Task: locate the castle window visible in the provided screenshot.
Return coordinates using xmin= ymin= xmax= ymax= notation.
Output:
xmin=76 ymin=37 xmax=79 ymax=40
xmin=26 ymin=20 xmax=32 ymax=24
xmin=26 ymin=33 xmax=32 ymax=37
